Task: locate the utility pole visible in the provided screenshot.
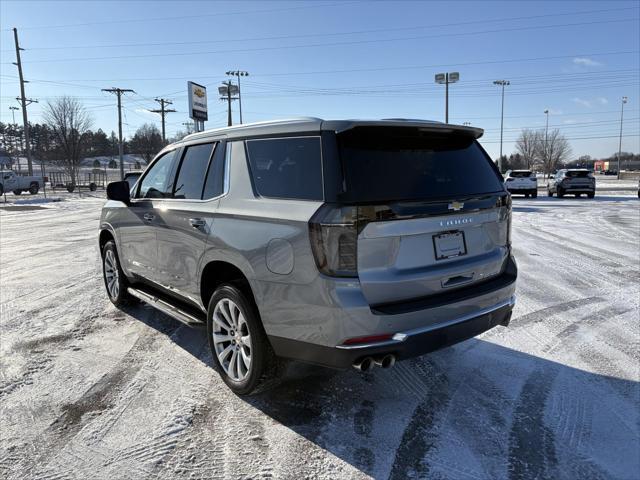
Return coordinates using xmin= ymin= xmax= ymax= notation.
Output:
xmin=218 ymin=81 xmax=238 ymax=127
xmin=435 ymin=72 xmax=459 ymax=123
xmin=13 ymin=28 xmax=37 ymax=175
xmin=149 ymin=98 xmax=176 ymax=144
xmin=102 ymin=87 xmax=135 ymax=180
xmin=226 ymin=70 xmax=249 ymax=124
xmin=617 ymin=96 xmax=628 ymax=179
xmin=494 ymin=80 xmax=510 ymax=173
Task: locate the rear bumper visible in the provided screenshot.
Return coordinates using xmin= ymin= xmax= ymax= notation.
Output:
xmin=560 ymin=184 xmax=595 ymax=192
xmin=262 ymin=255 xmax=517 ymax=368
xmin=268 ymin=296 xmax=514 ymax=369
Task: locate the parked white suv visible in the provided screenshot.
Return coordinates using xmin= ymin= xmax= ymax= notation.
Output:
xmin=504 ymin=170 xmax=537 ymax=198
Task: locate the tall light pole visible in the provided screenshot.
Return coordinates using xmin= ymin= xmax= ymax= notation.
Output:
xmin=9 ymin=105 xmax=19 ymax=125
xmin=494 ymin=80 xmax=509 ymax=172
xmin=617 ymin=96 xmax=628 ymax=179
xmin=435 ymin=72 xmax=459 ymax=123
xmin=544 ymin=109 xmax=550 ymax=178
xmin=226 ymin=70 xmax=248 ymax=124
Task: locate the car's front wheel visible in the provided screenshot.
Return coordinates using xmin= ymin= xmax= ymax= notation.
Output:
xmin=207 ymin=284 xmax=281 ymax=395
xmin=102 ymin=240 xmax=134 ymax=307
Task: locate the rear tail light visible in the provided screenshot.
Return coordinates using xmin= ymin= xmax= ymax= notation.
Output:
xmin=309 ymin=204 xmax=358 ymax=277
xmin=498 ymin=195 xmax=512 ymax=247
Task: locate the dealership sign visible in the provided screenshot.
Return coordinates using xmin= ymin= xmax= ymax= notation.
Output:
xmin=188 ymin=81 xmax=208 ymax=121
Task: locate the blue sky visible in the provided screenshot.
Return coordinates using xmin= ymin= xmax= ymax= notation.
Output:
xmin=1 ymin=0 xmax=638 ymax=159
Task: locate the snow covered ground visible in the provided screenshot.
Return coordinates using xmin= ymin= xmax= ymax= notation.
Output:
xmin=0 ymin=193 xmax=638 ymax=480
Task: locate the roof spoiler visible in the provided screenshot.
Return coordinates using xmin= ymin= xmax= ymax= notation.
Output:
xmin=325 ymin=120 xmax=484 ymax=139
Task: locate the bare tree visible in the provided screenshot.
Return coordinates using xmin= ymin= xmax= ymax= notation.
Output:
xmin=44 ymin=97 xmax=92 ymax=186
xmin=128 ymin=124 xmax=163 ymax=164
xmin=536 ymin=129 xmax=571 ymax=176
xmin=515 ymin=129 xmax=541 ymax=169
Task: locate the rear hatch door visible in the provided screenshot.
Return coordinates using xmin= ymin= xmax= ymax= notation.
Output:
xmin=337 ymin=126 xmax=511 ymax=307
xmin=564 ymin=170 xmax=593 ymax=188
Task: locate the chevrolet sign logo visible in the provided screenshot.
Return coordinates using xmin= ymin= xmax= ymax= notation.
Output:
xmin=448 ymin=201 xmax=464 ymax=211
xmin=194 ymin=88 xmax=205 ymax=98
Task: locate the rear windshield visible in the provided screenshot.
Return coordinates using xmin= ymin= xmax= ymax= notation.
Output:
xmin=337 ymin=127 xmax=503 ymax=202
xmin=565 ymin=170 xmax=590 ymax=178
xmin=510 ymin=171 xmax=532 ymax=178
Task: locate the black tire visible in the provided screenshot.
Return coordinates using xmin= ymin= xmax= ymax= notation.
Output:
xmin=587 ymin=192 xmax=595 ymax=199
xmin=207 ymin=284 xmax=282 ymax=395
xmin=575 ymin=193 xmax=581 ymax=198
xmin=13 ymin=190 xmax=22 ymax=195
xmin=524 ymin=193 xmax=529 ymax=198
xmin=29 ymin=183 xmax=39 ymax=195
xmin=532 ymin=190 xmax=538 ymax=198
xmin=0 ymin=184 xmax=4 ymax=196
xmin=557 ymin=187 xmax=564 ymax=198
xmin=102 ymin=240 xmax=134 ymax=307
xmin=89 ymin=182 xmax=97 ymax=192
xmin=66 ymin=184 xmax=75 ymax=193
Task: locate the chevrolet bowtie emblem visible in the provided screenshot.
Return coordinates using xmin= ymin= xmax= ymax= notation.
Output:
xmin=448 ymin=201 xmax=464 ymax=211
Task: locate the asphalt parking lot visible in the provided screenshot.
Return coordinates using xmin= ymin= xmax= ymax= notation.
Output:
xmin=1 ymin=191 xmax=638 ymax=479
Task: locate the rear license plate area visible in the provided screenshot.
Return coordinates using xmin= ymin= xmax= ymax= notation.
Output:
xmin=433 ymin=231 xmax=467 ymax=260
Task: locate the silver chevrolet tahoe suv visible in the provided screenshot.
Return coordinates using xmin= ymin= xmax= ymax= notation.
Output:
xmin=99 ymin=118 xmax=517 ymax=395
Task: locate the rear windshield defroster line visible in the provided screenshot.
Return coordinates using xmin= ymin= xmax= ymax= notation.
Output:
xmin=336 ymin=127 xmax=504 ymax=203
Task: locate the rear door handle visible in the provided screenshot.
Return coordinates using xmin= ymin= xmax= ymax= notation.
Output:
xmin=143 ymin=213 xmax=155 ymax=221
xmin=189 ymin=218 xmax=206 ymax=228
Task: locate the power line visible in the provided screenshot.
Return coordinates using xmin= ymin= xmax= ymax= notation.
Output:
xmin=5 ymin=18 xmax=637 ymax=65
xmin=4 ymin=6 xmax=635 ymax=52
xmin=0 ymin=2 xmax=355 ymax=31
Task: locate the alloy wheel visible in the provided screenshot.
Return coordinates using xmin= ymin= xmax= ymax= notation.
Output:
xmin=104 ymin=250 xmax=120 ymax=298
xmin=212 ymin=298 xmax=252 ymax=381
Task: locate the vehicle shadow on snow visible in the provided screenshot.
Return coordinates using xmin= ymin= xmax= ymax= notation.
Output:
xmin=126 ymin=306 xmax=639 ymax=480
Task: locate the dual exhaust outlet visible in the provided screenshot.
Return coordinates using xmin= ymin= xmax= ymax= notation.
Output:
xmin=353 ymin=354 xmax=396 ymax=372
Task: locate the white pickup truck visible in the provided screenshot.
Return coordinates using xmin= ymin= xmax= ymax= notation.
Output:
xmin=0 ymin=170 xmax=45 ymax=195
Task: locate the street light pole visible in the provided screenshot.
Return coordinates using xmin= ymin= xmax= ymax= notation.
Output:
xmin=435 ymin=72 xmax=459 ymax=123
xmin=493 ymin=80 xmax=509 ymax=172
xmin=226 ymin=70 xmax=249 ymax=124
xmin=617 ymin=96 xmax=628 ymax=180
xmin=544 ymin=109 xmax=550 ymax=178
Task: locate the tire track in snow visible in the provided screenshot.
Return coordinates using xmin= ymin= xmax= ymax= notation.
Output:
xmin=9 ymin=317 xmax=179 ymax=480
xmin=507 ymin=367 xmax=559 ymax=480
xmin=388 ymin=359 xmax=449 ymax=480
xmin=510 ymin=296 xmax=604 ymax=328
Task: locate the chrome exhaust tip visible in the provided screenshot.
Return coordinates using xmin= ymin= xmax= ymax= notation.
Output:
xmin=374 ymin=354 xmax=396 ymax=369
xmin=353 ymin=357 xmax=374 ymax=372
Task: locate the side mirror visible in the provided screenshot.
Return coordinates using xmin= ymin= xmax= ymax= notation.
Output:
xmin=106 ymin=181 xmax=131 ymax=205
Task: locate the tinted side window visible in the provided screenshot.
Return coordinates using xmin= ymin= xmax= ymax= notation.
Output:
xmin=138 ymin=150 xmax=177 ymax=198
xmin=245 ymin=137 xmax=323 ymax=201
xmin=202 ymin=142 xmax=226 ymax=199
xmin=173 ymin=143 xmax=214 ymax=199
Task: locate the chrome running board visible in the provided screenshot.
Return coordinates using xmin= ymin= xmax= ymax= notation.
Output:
xmin=127 ymin=287 xmax=205 ymax=327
